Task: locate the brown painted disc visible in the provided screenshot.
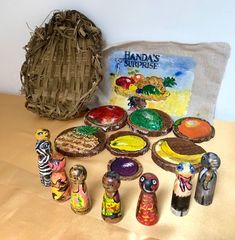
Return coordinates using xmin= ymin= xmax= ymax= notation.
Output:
xmin=84 ymin=105 xmax=127 ymax=132
xmin=107 ymin=157 xmax=143 ymax=181
xmin=151 ymin=137 xmax=206 ymax=173
xmin=173 ymin=117 xmax=215 ymax=143
xmin=127 ymin=108 xmax=173 ymax=137
xmin=54 ymin=126 xmax=106 ymax=157
xmin=106 ymin=131 xmax=150 ymax=157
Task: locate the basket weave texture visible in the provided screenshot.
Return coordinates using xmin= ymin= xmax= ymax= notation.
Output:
xmin=21 ymin=10 xmax=103 ymax=120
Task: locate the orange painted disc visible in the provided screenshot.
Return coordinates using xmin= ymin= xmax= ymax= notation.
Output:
xmin=173 ymin=117 xmax=215 ymax=143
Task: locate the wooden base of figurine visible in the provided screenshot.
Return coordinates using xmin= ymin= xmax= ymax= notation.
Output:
xmin=170 ymin=207 xmax=189 ymax=217
xmin=52 ymin=189 xmax=70 ymax=202
xmin=171 ymin=193 xmax=191 ymax=217
xmin=194 ymin=195 xmax=213 ymax=206
xmin=136 ymin=214 xmax=159 ymax=226
xmin=40 ymin=175 xmax=51 ymax=187
xmin=71 ymin=206 xmax=91 ymax=215
xmin=101 ymin=215 xmax=122 ymax=224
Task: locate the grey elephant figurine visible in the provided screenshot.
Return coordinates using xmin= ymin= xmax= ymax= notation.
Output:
xmin=194 ymin=152 xmax=221 ymax=206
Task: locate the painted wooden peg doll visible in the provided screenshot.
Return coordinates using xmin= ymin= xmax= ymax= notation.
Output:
xmin=69 ymin=165 xmax=91 ymax=214
xmin=35 ymin=128 xmax=52 ymax=187
xmin=48 ymin=152 xmax=70 ymax=202
xmin=101 ymin=171 xmax=122 ymax=223
xmin=171 ymin=162 xmax=195 ymax=217
xmin=136 ymin=173 xmax=159 ymax=225
xmin=194 ymin=152 xmax=221 ymax=206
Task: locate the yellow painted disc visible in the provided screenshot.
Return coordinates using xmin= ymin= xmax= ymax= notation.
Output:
xmin=110 ymin=135 xmax=146 ymax=152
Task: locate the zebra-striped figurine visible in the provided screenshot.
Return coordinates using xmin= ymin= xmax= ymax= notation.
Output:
xmin=35 ymin=129 xmax=52 ymax=187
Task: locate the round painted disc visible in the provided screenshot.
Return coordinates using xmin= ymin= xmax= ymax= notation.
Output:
xmin=151 ymin=137 xmax=206 ymax=173
xmin=54 ymin=126 xmax=106 ymax=157
xmin=127 ymin=108 xmax=173 ymax=137
xmin=84 ymin=105 xmax=127 ymax=131
xmin=173 ymin=117 xmax=215 ymax=143
xmin=106 ymin=131 xmax=150 ymax=157
xmin=108 ymin=157 xmax=143 ymax=180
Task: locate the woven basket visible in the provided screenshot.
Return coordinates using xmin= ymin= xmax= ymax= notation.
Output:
xmin=21 ymin=10 xmax=103 ymax=120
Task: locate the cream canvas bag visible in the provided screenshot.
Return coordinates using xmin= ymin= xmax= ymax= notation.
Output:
xmin=90 ymin=41 xmax=230 ymax=122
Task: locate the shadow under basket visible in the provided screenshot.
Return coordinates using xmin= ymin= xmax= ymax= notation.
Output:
xmin=21 ymin=10 xmax=103 ymax=120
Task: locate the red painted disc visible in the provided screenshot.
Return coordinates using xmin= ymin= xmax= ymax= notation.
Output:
xmin=85 ymin=105 xmax=127 ymax=131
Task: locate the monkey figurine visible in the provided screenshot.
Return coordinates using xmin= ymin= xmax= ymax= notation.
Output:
xmin=194 ymin=152 xmax=221 ymax=205
xmin=101 ymin=171 xmax=122 ymax=223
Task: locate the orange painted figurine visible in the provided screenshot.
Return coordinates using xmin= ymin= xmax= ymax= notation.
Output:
xmin=136 ymin=173 xmax=159 ymax=225
xmin=69 ymin=165 xmax=91 ymax=214
xmin=48 ymin=152 xmax=70 ymax=202
xmin=35 ymin=129 xmax=52 ymax=187
xmin=101 ymin=171 xmax=122 ymax=223
xmin=171 ymin=162 xmax=195 ymax=216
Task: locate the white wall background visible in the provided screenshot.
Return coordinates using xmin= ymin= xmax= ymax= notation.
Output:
xmin=0 ymin=0 xmax=234 ymax=120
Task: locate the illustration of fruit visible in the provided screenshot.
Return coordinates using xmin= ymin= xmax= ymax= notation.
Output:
xmin=132 ymin=74 xmax=144 ymax=83
xmin=136 ymin=88 xmax=143 ymax=94
xmin=116 ymin=76 xmax=134 ymax=89
xmin=163 ymin=77 xmax=177 ymax=88
xmin=136 ymin=76 xmax=163 ymax=89
xmin=129 ymin=84 xmax=138 ymax=92
xmin=142 ymin=85 xmax=161 ymax=95
xmin=155 ymin=140 xmax=203 ymax=165
xmin=114 ymin=74 xmax=175 ymax=101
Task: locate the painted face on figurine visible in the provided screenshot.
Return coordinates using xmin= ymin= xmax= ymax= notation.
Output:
xmin=69 ymin=165 xmax=87 ymax=183
xmin=35 ymin=128 xmax=50 ymax=141
xmin=139 ymin=173 xmax=159 ymax=193
xmin=201 ymin=152 xmax=221 ymax=170
xmin=102 ymin=171 xmax=120 ymax=193
xmin=176 ymin=162 xmax=195 ymax=178
xmin=49 ymin=153 xmax=66 ymax=172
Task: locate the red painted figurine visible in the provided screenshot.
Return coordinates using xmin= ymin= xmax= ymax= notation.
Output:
xmin=136 ymin=173 xmax=159 ymax=226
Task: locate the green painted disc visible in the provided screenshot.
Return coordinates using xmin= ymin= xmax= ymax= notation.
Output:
xmin=130 ymin=109 xmax=163 ymax=131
